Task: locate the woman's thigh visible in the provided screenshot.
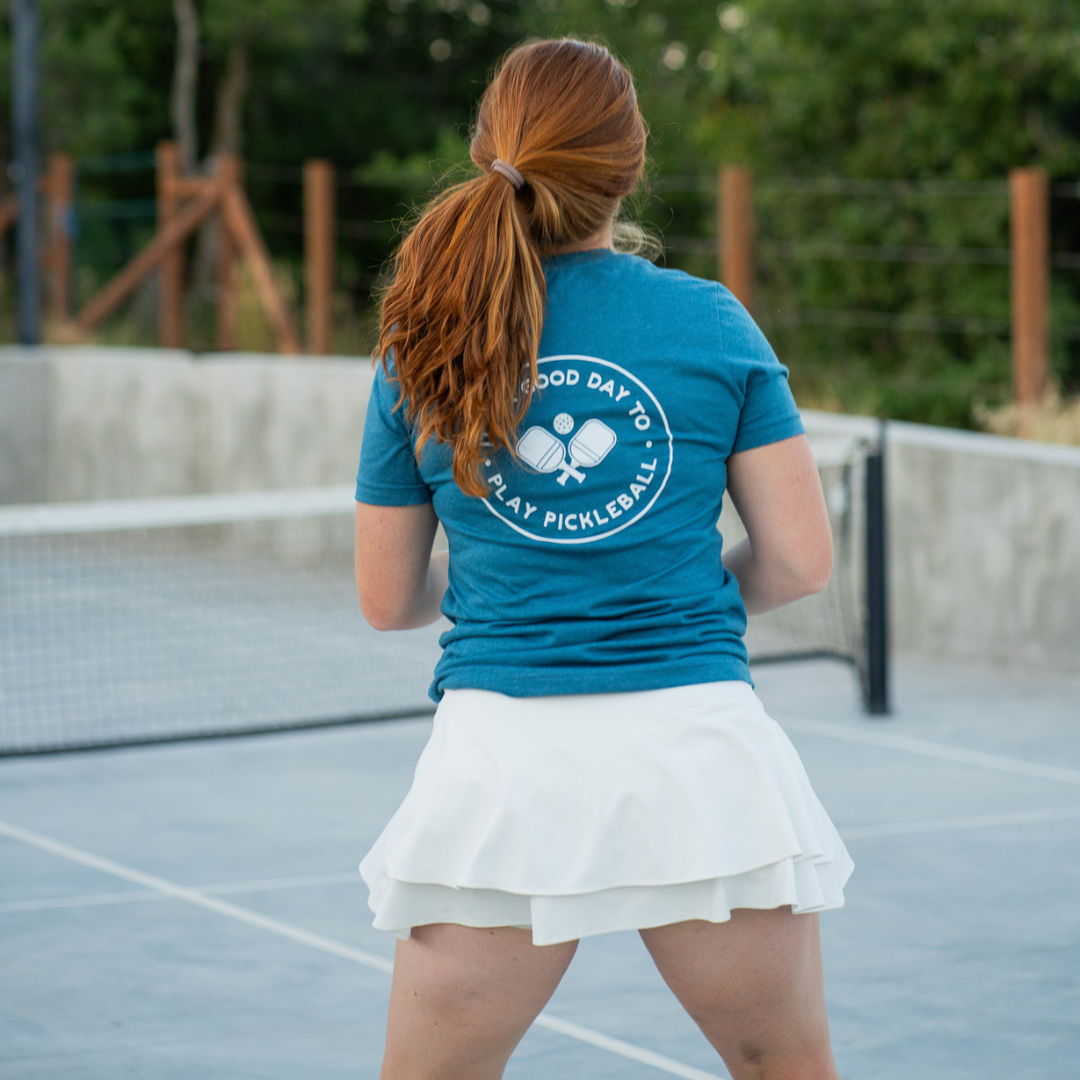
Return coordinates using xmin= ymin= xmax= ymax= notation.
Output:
xmin=380 ymin=923 xmax=578 ymax=1080
xmin=640 ymin=908 xmax=838 ymax=1080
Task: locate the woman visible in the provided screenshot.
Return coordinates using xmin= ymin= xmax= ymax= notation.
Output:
xmin=355 ymin=38 xmax=852 ymax=1080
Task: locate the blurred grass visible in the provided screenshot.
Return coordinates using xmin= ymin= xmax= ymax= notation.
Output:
xmin=974 ymin=390 xmax=1080 ymax=447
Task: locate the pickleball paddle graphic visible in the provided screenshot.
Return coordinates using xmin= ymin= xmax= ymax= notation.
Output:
xmin=483 ymin=354 xmax=672 ymax=545
xmin=516 ymin=417 xmax=617 ymax=485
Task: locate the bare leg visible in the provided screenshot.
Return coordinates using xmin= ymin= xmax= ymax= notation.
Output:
xmin=379 ymin=923 xmax=578 ymax=1080
xmin=640 ymin=908 xmax=839 ymax=1080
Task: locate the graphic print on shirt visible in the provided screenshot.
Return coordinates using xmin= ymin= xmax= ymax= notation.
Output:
xmin=517 ymin=417 xmax=617 ymax=485
xmin=482 ymin=354 xmax=673 ymax=544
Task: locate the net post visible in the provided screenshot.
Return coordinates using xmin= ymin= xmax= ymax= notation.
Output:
xmin=13 ymin=0 xmax=40 ymax=345
xmin=864 ymin=423 xmax=890 ymax=715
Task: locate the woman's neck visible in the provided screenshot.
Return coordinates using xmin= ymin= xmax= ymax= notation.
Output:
xmin=548 ymin=221 xmax=614 ymax=255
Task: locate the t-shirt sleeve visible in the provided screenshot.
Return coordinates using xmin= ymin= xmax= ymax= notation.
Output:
xmin=716 ymin=286 xmax=805 ymax=454
xmin=355 ymin=361 xmax=432 ymax=506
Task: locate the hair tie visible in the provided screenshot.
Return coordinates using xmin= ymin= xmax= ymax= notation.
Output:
xmin=491 ymin=159 xmax=525 ymax=191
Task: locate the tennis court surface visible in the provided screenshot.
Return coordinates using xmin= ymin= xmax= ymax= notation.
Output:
xmin=2 ymin=652 xmax=1078 ymax=1080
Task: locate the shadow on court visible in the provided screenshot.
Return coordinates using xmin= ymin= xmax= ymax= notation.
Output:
xmin=2 ymin=655 xmax=1078 ymax=1079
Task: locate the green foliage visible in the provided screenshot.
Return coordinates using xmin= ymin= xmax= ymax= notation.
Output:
xmin=3 ymin=0 xmax=1080 ymax=426
xmin=699 ymin=0 xmax=1080 ymax=179
xmin=681 ymin=0 xmax=1080 ymax=421
xmin=0 ymin=1 xmax=174 ymax=160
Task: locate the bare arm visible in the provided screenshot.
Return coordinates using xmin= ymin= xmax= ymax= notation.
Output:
xmin=354 ymin=501 xmax=449 ymax=630
xmin=722 ymin=434 xmax=833 ymax=616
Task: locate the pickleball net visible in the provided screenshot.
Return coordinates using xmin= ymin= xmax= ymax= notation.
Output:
xmin=734 ymin=432 xmax=888 ymax=715
xmin=0 ymin=488 xmax=443 ymax=756
xmin=0 ymin=436 xmax=886 ymax=755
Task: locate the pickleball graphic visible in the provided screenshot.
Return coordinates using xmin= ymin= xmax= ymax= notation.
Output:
xmin=517 ymin=426 xmax=567 ymax=474
xmin=484 ymin=354 xmax=673 ymax=545
xmin=517 ymin=417 xmax=616 ymax=486
xmin=563 ymin=418 xmax=616 ymax=476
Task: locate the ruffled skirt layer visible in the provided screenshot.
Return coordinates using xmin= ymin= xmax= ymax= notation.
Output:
xmin=360 ymin=681 xmax=853 ymax=946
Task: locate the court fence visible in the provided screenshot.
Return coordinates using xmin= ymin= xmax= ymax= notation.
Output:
xmin=2 ymin=149 xmax=1080 ymax=422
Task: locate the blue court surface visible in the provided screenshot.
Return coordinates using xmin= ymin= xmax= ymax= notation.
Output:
xmin=2 ymin=654 xmax=1078 ymax=1079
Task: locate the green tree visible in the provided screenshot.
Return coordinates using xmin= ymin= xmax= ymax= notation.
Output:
xmin=684 ymin=0 xmax=1080 ymax=420
xmin=5 ymin=0 xmax=1080 ymax=425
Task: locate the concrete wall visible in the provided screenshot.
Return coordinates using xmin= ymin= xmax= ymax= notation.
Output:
xmin=802 ymin=410 xmax=1080 ymax=676
xmin=891 ymin=423 xmax=1080 ymax=674
xmin=0 ymin=348 xmax=53 ymax=503
xmin=0 ymin=345 xmax=375 ymax=502
xmin=2 ymin=346 xmax=1078 ymax=676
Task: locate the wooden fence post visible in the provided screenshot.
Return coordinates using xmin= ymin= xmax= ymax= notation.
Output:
xmin=76 ymin=185 xmax=221 ymax=333
xmin=304 ymin=159 xmax=335 ymax=355
xmin=156 ymin=142 xmax=184 ymax=348
xmin=45 ymin=152 xmax=74 ymax=322
xmin=719 ymin=165 xmax=754 ymax=311
xmin=77 ymin=150 xmax=298 ymax=353
xmin=220 ymin=177 xmax=301 ymax=355
xmin=0 ymin=194 xmax=18 ymax=235
xmin=216 ymin=154 xmax=242 ymax=351
xmin=1009 ymin=167 xmax=1050 ymax=421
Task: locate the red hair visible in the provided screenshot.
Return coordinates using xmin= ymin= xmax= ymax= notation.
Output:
xmin=375 ymin=39 xmax=647 ymax=496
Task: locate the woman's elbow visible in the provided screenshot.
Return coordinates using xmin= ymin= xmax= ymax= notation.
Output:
xmin=359 ymin=598 xmax=413 ymax=632
xmin=804 ymin=551 xmax=833 ymax=596
xmin=360 ymin=600 xmax=398 ymax=632
xmin=356 ymin=575 xmax=405 ymax=631
xmin=798 ymin=537 xmax=834 ymax=597
xmin=772 ymin=534 xmax=832 ymax=601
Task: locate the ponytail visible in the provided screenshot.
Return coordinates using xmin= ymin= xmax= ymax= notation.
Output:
xmin=377 ymin=171 xmax=545 ymax=497
xmin=375 ymin=39 xmax=646 ymax=497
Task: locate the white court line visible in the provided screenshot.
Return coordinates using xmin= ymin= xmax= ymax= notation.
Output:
xmin=0 ymin=870 xmax=362 ymax=915
xmin=0 ymin=818 xmax=723 ymax=1080
xmin=0 ymin=819 xmax=393 ymax=973
xmin=842 ymin=804 xmax=1080 ymax=840
xmin=0 ymin=890 xmax=157 ymax=914
xmin=778 ymin=716 xmax=1080 ymax=786
xmin=8 ymin=802 xmax=1079 ymax=916
xmin=536 ymin=1014 xmax=721 ymax=1080
xmin=203 ymin=870 xmax=360 ymax=894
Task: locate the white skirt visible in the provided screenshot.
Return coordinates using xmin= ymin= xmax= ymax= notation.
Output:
xmin=359 ymin=681 xmax=853 ymax=947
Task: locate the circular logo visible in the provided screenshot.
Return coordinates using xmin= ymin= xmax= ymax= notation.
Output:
xmin=481 ymin=355 xmax=673 ymax=544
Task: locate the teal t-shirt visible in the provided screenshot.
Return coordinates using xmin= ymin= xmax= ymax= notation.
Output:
xmin=356 ymin=249 xmax=804 ymax=702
